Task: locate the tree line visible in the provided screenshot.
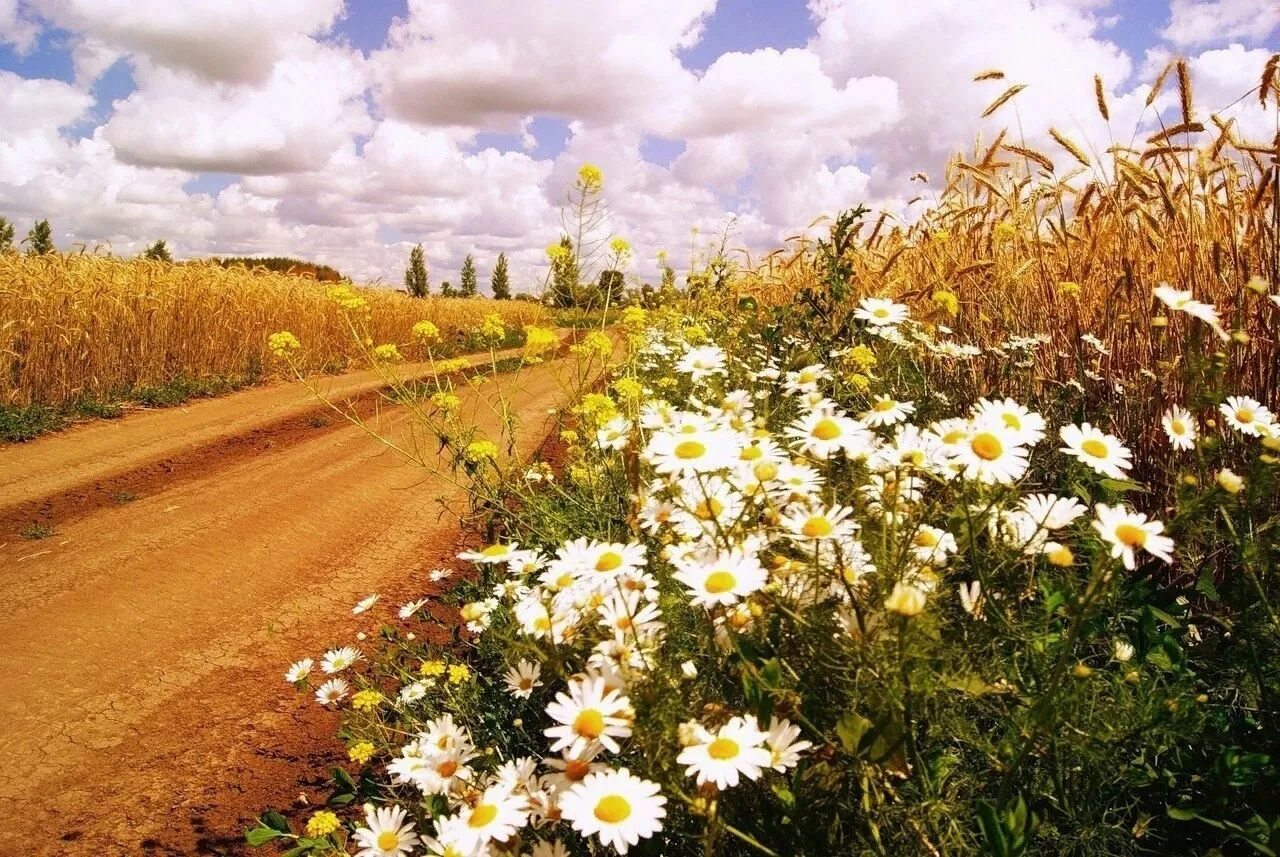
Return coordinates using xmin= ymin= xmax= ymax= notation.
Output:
xmin=404 ymin=245 xmax=513 ymax=300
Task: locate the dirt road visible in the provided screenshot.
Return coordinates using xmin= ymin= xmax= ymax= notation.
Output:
xmin=0 ymin=347 xmax=593 ymax=855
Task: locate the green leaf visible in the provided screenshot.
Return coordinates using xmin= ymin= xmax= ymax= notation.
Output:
xmin=245 ymin=826 xmax=286 ymax=846
xmin=262 ymin=811 xmax=292 ymax=834
xmin=836 ymin=711 xmax=873 ymax=754
xmin=1166 ymin=806 xmax=1200 ymax=821
xmin=975 ymin=800 xmax=1009 ymax=857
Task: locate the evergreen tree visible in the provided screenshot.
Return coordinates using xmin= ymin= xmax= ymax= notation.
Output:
xmin=598 ymin=269 xmax=625 ymax=307
xmin=404 ymin=244 xmax=429 ymax=297
xmin=440 ymin=280 xmax=456 ymax=297
xmin=26 ymin=219 xmax=53 ymax=256
xmin=459 ymin=253 xmax=478 ymax=297
xmin=490 ymin=252 xmax=511 ymax=299
xmin=546 ymin=236 xmax=580 ymax=308
xmin=143 ymin=239 xmax=172 ymax=263
xmin=0 ymin=216 xmax=13 ymax=253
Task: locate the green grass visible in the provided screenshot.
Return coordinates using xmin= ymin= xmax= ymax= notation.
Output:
xmin=20 ymin=523 xmax=54 ymax=540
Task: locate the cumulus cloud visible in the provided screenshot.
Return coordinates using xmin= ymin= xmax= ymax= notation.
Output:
xmin=102 ymin=38 xmax=370 ymax=174
xmin=1162 ymin=0 xmax=1280 ymax=47
xmin=24 ymin=0 xmax=345 ymax=84
xmin=373 ymin=0 xmax=714 ymax=130
xmin=0 ymin=0 xmax=39 ymax=52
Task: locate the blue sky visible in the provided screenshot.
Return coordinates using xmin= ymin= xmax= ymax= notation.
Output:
xmin=0 ymin=0 xmax=1273 ymax=285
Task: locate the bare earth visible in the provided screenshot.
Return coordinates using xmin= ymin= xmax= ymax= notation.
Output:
xmin=0 ymin=348 xmax=587 ymax=855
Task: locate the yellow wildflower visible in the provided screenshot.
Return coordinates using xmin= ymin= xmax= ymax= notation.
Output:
xmin=932 ymin=289 xmax=960 ymax=316
xmin=305 ymin=810 xmax=341 ymax=838
xmin=478 ymin=313 xmax=506 ymax=342
xmin=610 ymin=236 xmax=631 ymax=256
xmin=1057 ymin=281 xmax=1081 ymax=297
xmin=348 ymin=741 xmax=375 ymax=764
xmin=448 ymin=663 xmax=471 ymax=684
xmin=431 ymin=391 xmax=461 ymax=412
xmin=412 ymin=320 xmax=441 ymax=343
xmin=578 ymin=163 xmax=604 ymax=190
xmin=420 ymin=660 xmax=446 ymax=677
xmin=847 ymin=344 xmax=877 ymax=371
xmin=327 ymin=284 xmax=368 ymax=313
xmin=613 ymin=377 xmax=644 ymax=404
xmin=351 ymin=689 xmax=384 ymax=712
xmin=372 ymin=343 xmax=402 ymax=362
xmin=464 ymin=440 xmax=499 ymax=462
xmin=267 ymin=331 xmax=300 ymax=357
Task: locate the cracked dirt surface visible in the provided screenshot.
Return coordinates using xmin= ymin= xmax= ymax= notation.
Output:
xmin=0 ymin=349 xmax=588 ymax=855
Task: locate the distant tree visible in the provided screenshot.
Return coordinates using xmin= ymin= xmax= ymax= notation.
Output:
xmin=598 ymin=269 xmax=625 ymax=307
xmin=658 ymin=250 xmax=677 ymax=290
xmin=459 ymin=253 xmax=478 ymax=297
xmin=143 ymin=239 xmax=172 ymax=263
xmin=546 ymin=236 xmax=580 ymax=308
xmin=25 ymin=219 xmax=53 ymax=256
xmin=490 ymin=252 xmax=511 ymax=299
xmin=0 ymin=216 xmax=13 ymax=253
xmin=440 ymin=280 xmax=456 ymax=297
xmin=404 ymin=244 xmax=429 ymax=297
xmin=217 ymin=256 xmax=345 ymax=281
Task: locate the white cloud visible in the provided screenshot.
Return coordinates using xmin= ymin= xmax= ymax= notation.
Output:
xmin=1162 ymin=0 xmax=1280 ymax=47
xmin=26 ymin=0 xmax=345 ymax=83
xmin=373 ymin=0 xmax=714 ymax=130
xmin=0 ymin=0 xmax=39 ymax=52
xmin=102 ymin=38 xmax=371 ymax=174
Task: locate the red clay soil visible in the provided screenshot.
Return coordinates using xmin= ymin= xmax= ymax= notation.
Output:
xmin=0 ymin=348 xmax=596 ymax=856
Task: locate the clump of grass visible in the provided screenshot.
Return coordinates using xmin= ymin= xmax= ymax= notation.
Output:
xmin=19 ymin=523 xmax=54 ymax=540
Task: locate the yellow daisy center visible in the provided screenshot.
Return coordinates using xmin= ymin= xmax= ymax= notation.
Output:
xmin=1171 ymin=419 xmax=1186 ymax=434
xmin=741 ymin=445 xmax=763 ymax=461
xmin=913 ymin=530 xmax=939 ymax=548
xmin=1080 ymin=439 xmax=1108 ymax=458
xmin=1001 ymin=413 xmax=1022 ymax=429
xmin=970 ymin=432 xmax=1003 ymax=461
xmin=708 ymin=737 xmax=741 ymax=760
xmin=753 ymin=461 xmax=778 ymax=481
xmin=675 ymin=440 xmax=706 ymax=460
xmin=480 ymin=544 xmax=509 ymax=557
xmin=942 ymin=429 xmax=966 ymax=444
xmin=468 ymin=804 xmax=498 ymax=829
xmin=596 ymin=551 xmax=623 ymax=572
xmin=812 ymin=418 xmax=842 ymax=440
xmin=1236 ymin=408 xmax=1255 ymax=424
xmin=594 ymin=795 xmax=632 ymax=824
xmin=802 ymin=516 xmax=834 ymax=538
xmin=574 ymin=709 xmax=606 ymax=739
xmin=873 ymin=307 xmax=890 ymax=318
xmin=438 ymin=760 xmax=459 ymax=777
xmin=694 ymin=498 xmax=725 ymax=519
xmin=377 ymin=831 xmax=401 ymax=850
xmin=564 ymin=759 xmax=591 ymax=781
xmin=1115 ymin=523 xmax=1147 ymax=547
xmin=705 ymin=570 xmax=737 ymax=594
xmin=874 ymin=399 xmax=896 ymax=412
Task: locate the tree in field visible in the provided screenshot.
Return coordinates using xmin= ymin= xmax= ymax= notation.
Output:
xmin=404 ymin=244 xmax=429 ymax=297
xmin=598 ymin=269 xmax=625 ymax=307
xmin=658 ymin=249 xmax=677 ymax=290
xmin=0 ymin=216 xmax=14 ymax=253
xmin=459 ymin=253 xmax=478 ymax=297
xmin=491 ymin=252 xmax=511 ymax=299
xmin=545 ymin=236 xmax=580 ymax=308
xmin=440 ymin=280 xmax=456 ymax=297
xmin=143 ymin=239 xmax=173 ymax=263
xmin=25 ymin=219 xmax=53 ymax=256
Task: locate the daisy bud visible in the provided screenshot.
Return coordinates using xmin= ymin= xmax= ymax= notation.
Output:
xmin=681 ymin=661 xmax=698 ymax=679
xmin=1215 ymin=468 xmax=1244 ymax=494
xmin=1072 ymin=662 xmax=1093 ymax=678
xmin=884 ymin=582 xmax=927 ymax=617
xmin=1112 ymin=640 xmax=1135 ymax=662
xmin=1045 ymin=543 xmax=1075 ymax=567
xmin=1245 ymin=275 xmax=1270 ymax=295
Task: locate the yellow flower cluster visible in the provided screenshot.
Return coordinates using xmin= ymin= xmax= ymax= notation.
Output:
xmin=546 ymin=243 xmax=570 ymax=263
xmin=413 ymin=320 xmax=441 ymax=343
xmin=348 ymin=740 xmax=376 ymax=763
xmin=621 ymin=305 xmax=648 ymax=329
xmin=436 ymin=357 xmax=469 ymax=374
xmin=932 ymin=289 xmax=960 ymax=317
xmin=1058 ymin=280 xmax=1082 ymax=297
xmin=431 ymin=391 xmax=461 ymax=413
xmin=847 ymin=344 xmax=877 ymax=371
xmin=465 ymin=439 xmax=499 ymax=462
xmin=420 ymin=659 xmax=446 ymax=677
xmin=351 ymin=689 xmax=385 ymax=712
xmin=267 ymin=331 xmax=301 ymax=357
xmin=993 ymin=221 xmax=1017 ymax=242
xmin=524 ymin=325 xmax=561 ymax=359
xmin=571 ymin=330 xmax=613 ymax=361
xmin=372 ymin=343 xmax=402 ymax=362
xmin=610 ymin=236 xmax=631 ymax=256
xmin=478 ymin=313 xmax=507 ymax=342
xmin=613 ymin=377 xmax=644 ymax=404
xmin=305 ymin=810 xmax=341 ymax=838
xmin=577 ymin=163 xmax=604 ymax=190
xmin=448 ymin=663 xmax=471 ymax=684
xmin=327 ymin=284 xmax=368 ymax=313
xmin=576 ymin=393 xmax=618 ymax=427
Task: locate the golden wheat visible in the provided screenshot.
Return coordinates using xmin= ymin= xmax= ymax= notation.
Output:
xmin=0 ymin=255 xmax=547 ymax=409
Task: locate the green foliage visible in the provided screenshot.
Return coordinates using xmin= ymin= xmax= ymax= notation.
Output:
xmin=545 ymin=236 xmax=580 ymax=308
xmin=491 ymin=252 xmax=512 ymax=300
xmin=598 ymin=268 xmax=625 ymax=306
xmin=143 ymin=239 xmax=173 ymax=263
xmin=459 ymin=253 xmax=479 ymax=297
xmin=214 ymin=255 xmax=346 ymax=282
xmin=440 ymin=279 xmax=457 ymax=297
xmin=0 ymin=215 xmax=14 ymax=253
xmin=404 ymin=243 xmax=429 ymax=297
xmin=25 ymin=218 xmax=53 ymax=255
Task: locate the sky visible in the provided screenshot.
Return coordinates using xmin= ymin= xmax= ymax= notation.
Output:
xmin=0 ymin=0 xmax=1276 ymax=292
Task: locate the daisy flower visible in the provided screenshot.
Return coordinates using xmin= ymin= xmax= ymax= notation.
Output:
xmin=352 ymin=804 xmax=420 ymax=857
xmin=783 ymin=363 xmax=830 ymax=394
xmin=971 ymin=398 xmax=1046 ymax=445
xmin=1018 ymin=493 xmax=1087 ymax=530
xmin=458 ymin=542 xmax=524 ymax=564
xmin=543 ymin=748 xmax=608 ymax=794
xmin=544 ymin=676 xmax=633 ymax=755
xmin=597 ymin=416 xmax=633 ymax=450
xmin=909 ymin=524 xmax=958 ymax=566
xmin=315 ymin=678 xmax=350 ymax=705
xmin=764 ymin=717 xmax=812 ymax=772
xmin=321 ymin=646 xmax=362 ymax=674
xmin=672 ymin=548 xmax=768 ymax=608
xmin=861 ymin=395 xmax=915 ymax=427
xmin=957 ymin=580 xmax=984 ymax=618
xmin=352 ymin=594 xmax=379 ymax=615
xmin=559 ymin=768 xmax=666 ymax=854
xmin=1219 ymin=396 xmax=1274 ymax=437
xmin=398 ymin=598 xmax=429 ymax=619
xmin=1093 ymin=504 xmax=1174 ymax=570
xmin=548 ymin=538 xmax=648 ymax=586
xmin=786 ymin=408 xmax=874 ymax=459
xmin=645 ymin=428 xmax=738 ymax=476
xmin=1154 ymin=283 xmax=1229 ymax=340
xmin=428 ymin=567 xmax=454 ymax=583
xmin=781 ymin=504 xmax=857 ymax=542
xmin=1161 ymin=406 xmax=1197 ymax=450
xmin=677 ymin=715 xmax=772 ymax=789
xmin=955 ymin=423 xmax=1029 ymax=484
xmin=451 ymin=784 xmax=530 ymax=852
xmin=854 ymin=296 xmax=910 ymax=327
xmin=505 ymin=660 xmax=543 ymax=699
xmin=1059 ymin=423 xmax=1132 ymax=479
xmin=284 ymin=658 xmax=313 ymax=684
xmin=676 ymin=345 xmax=727 ymax=380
